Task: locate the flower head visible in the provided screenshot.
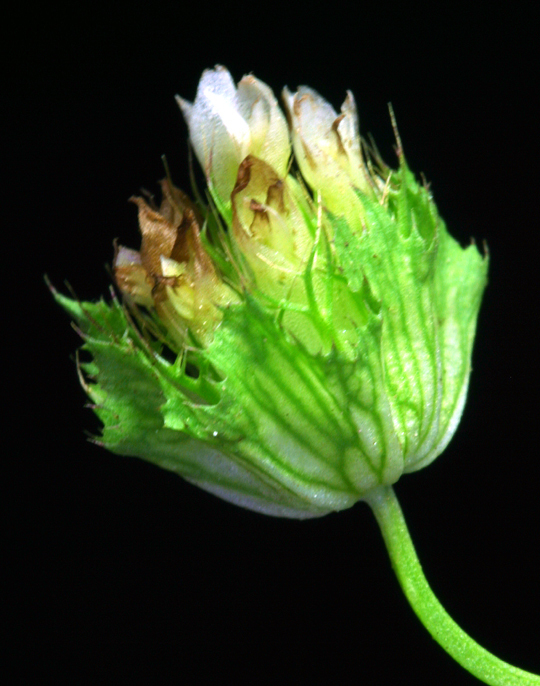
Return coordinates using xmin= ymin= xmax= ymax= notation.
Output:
xmin=54 ymin=66 xmax=487 ymax=518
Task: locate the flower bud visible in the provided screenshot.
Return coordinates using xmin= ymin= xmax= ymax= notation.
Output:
xmin=176 ymin=66 xmax=290 ymax=215
xmin=282 ymin=86 xmax=375 ymax=216
xmin=55 ymin=67 xmax=488 ymax=518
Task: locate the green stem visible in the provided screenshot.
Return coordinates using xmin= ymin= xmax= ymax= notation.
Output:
xmin=364 ymin=486 xmax=540 ymax=686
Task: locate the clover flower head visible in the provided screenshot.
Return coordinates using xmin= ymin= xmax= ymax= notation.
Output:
xmin=54 ymin=66 xmax=487 ymax=518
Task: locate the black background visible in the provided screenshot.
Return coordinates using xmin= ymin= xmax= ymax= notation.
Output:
xmin=6 ymin=2 xmax=539 ymax=684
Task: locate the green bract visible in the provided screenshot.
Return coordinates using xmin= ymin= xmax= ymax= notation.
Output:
xmin=55 ymin=66 xmax=487 ymax=518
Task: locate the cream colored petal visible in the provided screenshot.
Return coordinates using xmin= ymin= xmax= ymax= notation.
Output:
xmin=160 ymin=255 xmax=185 ymax=279
xmin=282 ymin=86 xmax=345 ymax=196
xmin=237 ymin=75 xmax=290 ymax=176
xmin=288 ymin=85 xmax=338 ymax=150
xmin=336 ymin=91 xmax=370 ymax=192
xmin=337 ymin=91 xmax=361 ymax=160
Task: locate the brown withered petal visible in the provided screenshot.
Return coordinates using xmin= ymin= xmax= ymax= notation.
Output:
xmin=130 ymin=178 xmax=204 ymax=279
xmin=130 ymin=195 xmax=179 ymax=277
xmin=231 ymin=155 xmax=296 ymax=260
xmin=170 ymin=208 xmax=203 ymax=267
xmin=158 ymin=178 xmax=203 ymax=228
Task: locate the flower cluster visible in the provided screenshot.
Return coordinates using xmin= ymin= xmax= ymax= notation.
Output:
xmin=55 ymin=66 xmax=487 ymax=518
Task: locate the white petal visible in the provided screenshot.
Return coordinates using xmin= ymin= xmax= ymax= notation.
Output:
xmin=175 ymin=95 xmax=193 ymax=129
xmin=114 ymin=246 xmax=142 ymax=267
xmin=177 ymin=66 xmax=248 ymax=203
xmin=196 ymin=64 xmax=237 ymax=101
xmin=203 ymin=89 xmax=251 ymax=151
